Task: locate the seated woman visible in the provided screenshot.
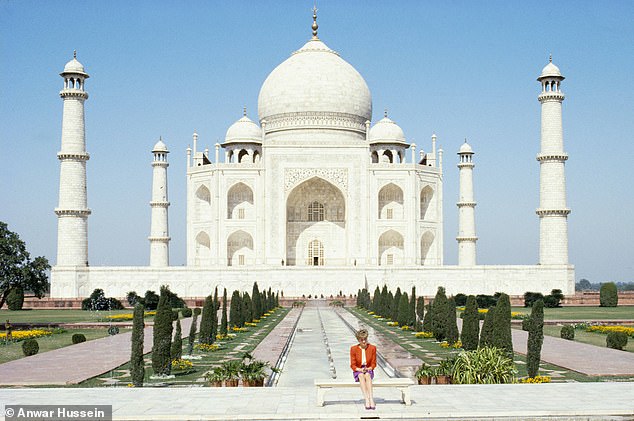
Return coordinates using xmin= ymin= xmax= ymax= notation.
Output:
xmin=350 ymin=328 xmax=377 ymax=410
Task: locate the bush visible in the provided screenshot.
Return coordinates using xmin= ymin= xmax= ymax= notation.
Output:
xmin=6 ymin=287 xmax=25 ymax=310
xmin=181 ymin=308 xmax=192 ymax=318
xmin=454 ymin=293 xmax=467 ymax=307
xmin=72 ymin=333 xmax=87 ymax=344
xmin=22 ymin=338 xmax=39 ymax=356
xmin=560 ymin=325 xmax=575 ymax=340
xmin=523 ymin=292 xmax=544 ymax=308
xmin=108 ymin=326 xmax=120 ymax=335
xmin=606 ymin=331 xmax=628 ymax=350
xmin=460 ymin=295 xmax=480 ymax=351
xmin=81 ymin=289 xmax=124 ymax=311
xmin=491 ymin=293 xmax=513 ymax=358
xmin=521 ymin=318 xmax=532 ymax=331
xmin=152 ymin=285 xmax=174 ymax=376
xmin=143 ymin=290 xmax=160 ymax=310
xmin=451 ymin=347 xmax=517 ymax=384
xmin=127 ymin=291 xmax=139 ymax=306
xmin=199 ymin=295 xmax=215 ymax=344
xmin=527 ymin=300 xmax=544 ymax=378
xmin=543 ymin=295 xmax=560 ymax=308
xmin=431 ymin=287 xmax=449 ymax=342
xmin=600 ymin=282 xmax=618 ymax=307
xmin=476 ymin=294 xmax=497 ymax=309
xmin=130 ymin=302 xmax=145 ymax=387
xmin=193 ymin=307 xmax=202 ymax=316
xmin=171 ymin=318 xmax=183 ymax=360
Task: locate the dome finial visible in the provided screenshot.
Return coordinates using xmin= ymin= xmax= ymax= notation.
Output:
xmin=73 ymin=50 xmax=77 ymax=59
xmin=243 ymin=106 xmax=247 ymax=116
xmin=549 ymin=54 xmax=552 ymax=63
xmin=312 ymin=3 xmax=319 ymax=39
xmin=384 ymin=108 xmax=388 ymax=118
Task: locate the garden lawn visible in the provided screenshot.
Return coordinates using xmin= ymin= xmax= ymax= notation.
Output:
xmin=541 ymin=325 xmax=634 ymax=353
xmin=509 ymin=306 xmax=634 ymax=320
xmin=75 ymin=307 xmax=289 ymax=387
xmin=349 ymin=307 xmax=634 ymax=383
xmin=0 ymin=309 xmax=135 ymax=324
xmin=0 ymin=329 xmax=119 ymax=364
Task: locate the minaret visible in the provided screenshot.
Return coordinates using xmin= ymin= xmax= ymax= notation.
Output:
xmin=55 ymin=51 xmax=90 ymax=267
xmin=149 ymin=138 xmax=170 ymax=266
xmin=457 ymin=140 xmax=477 ymax=266
xmin=537 ymin=56 xmax=570 ymax=265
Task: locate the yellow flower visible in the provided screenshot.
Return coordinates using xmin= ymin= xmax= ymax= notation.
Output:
xmin=387 ymin=321 xmax=399 ymax=327
xmin=521 ymin=375 xmax=551 ymax=383
xmin=1 ymin=329 xmax=53 ymax=340
xmin=194 ymin=343 xmax=220 ymax=352
xmin=401 ymin=325 xmax=411 ymax=331
xmin=171 ymin=358 xmax=194 ymax=370
xmin=414 ymin=331 xmax=434 ymax=338
xmin=586 ymin=325 xmax=634 ymax=336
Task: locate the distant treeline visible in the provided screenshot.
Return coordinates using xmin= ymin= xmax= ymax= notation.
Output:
xmin=576 ymin=279 xmax=634 ymax=291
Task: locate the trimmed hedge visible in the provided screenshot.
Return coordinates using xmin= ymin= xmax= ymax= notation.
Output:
xmin=560 ymin=325 xmax=575 ymax=340
xmin=181 ymin=308 xmax=193 ymax=318
xmin=607 ymin=331 xmax=628 ymax=350
xmin=600 ymin=282 xmax=618 ymax=307
xmin=72 ymin=333 xmax=87 ymax=344
xmin=22 ymin=339 xmax=39 ymax=356
xmin=7 ymin=287 xmax=25 ymax=310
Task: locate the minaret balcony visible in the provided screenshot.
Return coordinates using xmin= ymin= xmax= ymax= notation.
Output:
xmin=536 ymin=208 xmax=571 ymax=216
xmin=54 ymin=208 xmax=91 ymax=216
xmin=456 ymin=201 xmax=477 ymax=208
xmin=59 ymin=90 xmax=89 ymax=100
xmin=538 ymin=92 xmax=565 ymax=102
xmin=150 ymin=201 xmax=170 ymax=208
xmin=57 ymin=152 xmax=90 ymax=161
xmin=536 ymin=153 xmax=568 ymax=162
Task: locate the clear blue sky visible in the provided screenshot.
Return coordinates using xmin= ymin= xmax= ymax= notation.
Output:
xmin=1 ymin=1 xmax=633 ymax=284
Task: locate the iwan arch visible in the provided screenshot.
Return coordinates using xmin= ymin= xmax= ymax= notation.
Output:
xmin=50 ymin=14 xmax=574 ymax=299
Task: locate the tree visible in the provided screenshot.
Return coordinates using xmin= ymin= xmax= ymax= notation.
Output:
xmin=392 ymin=288 xmax=401 ymax=322
xmin=408 ymin=287 xmax=416 ymax=327
xmin=187 ymin=309 xmax=199 ymax=355
xmin=199 ymin=295 xmax=214 ymax=344
xmin=230 ymin=290 xmax=242 ymax=327
xmin=372 ymin=286 xmax=380 ymax=313
xmin=211 ymin=287 xmax=219 ymax=341
xmin=415 ymin=296 xmax=425 ymax=331
xmin=242 ymin=292 xmax=253 ymax=323
xmin=171 ymin=317 xmax=183 ymax=360
xmin=151 ymin=285 xmax=174 ymax=376
xmin=220 ymin=288 xmax=228 ymax=336
xmin=0 ymin=222 xmax=50 ymax=309
xmin=380 ymin=285 xmax=389 ymax=317
xmin=252 ymin=282 xmax=262 ymax=319
xmin=397 ymin=292 xmax=409 ymax=327
xmin=479 ymin=307 xmax=495 ymax=348
xmin=491 ymin=293 xmax=513 ymax=358
xmin=446 ymin=297 xmax=459 ymax=344
xmin=422 ymin=303 xmax=432 ymax=332
xmin=6 ymin=286 xmax=24 ymax=311
xmin=130 ymin=302 xmax=145 ymax=387
xmin=431 ymin=287 xmax=449 ymax=342
xmin=600 ymin=282 xmax=618 ymax=307
xmin=526 ymin=299 xmax=544 ymax=378
xmin=460 ymin=295 xmax=480 ymax=350
xmin=576 ymin=278 xmax=591 ymax=291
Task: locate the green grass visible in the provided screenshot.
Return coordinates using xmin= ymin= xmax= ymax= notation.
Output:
xmin=510 ymin=306 xmax=634 ymax=320
xmin=541 ymin=324 xmax=634 ymax=353
xmin=350 ymin=307 xmax=634 ymax=383
xmin=0 ymin=329 xmax=120 ymax=364
xmin=0 ymin=309 xmax=136 ymax=324
xmin=75 ymin=307 xmax=290 ymax=387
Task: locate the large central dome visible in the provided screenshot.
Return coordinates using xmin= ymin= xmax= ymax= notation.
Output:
xmin=258 ymin=38 xmax=372 ymax=134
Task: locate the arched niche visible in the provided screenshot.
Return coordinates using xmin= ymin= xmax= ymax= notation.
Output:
xmin=227 ymin=182 xmax=254 ymax=219
xmin=421 ymin=231 xmax=434 ymax=265
xmin=195 ymin=231 xmax=211 ymax=265
xmin=378 ymin=183 xmax=404 ymax=219
xmin=194 ymin=185 xmax=211 ymax=221
xmin=378 ymin=229 xmax=404 ymax=266
xmin=227 ymin=230 xmax=254 ymax=266
xmin=420 ymin=185 xmax=434 ymax=220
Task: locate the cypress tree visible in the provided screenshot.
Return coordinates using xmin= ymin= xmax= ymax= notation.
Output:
xmin=446 ymin=297 xmax=459 ymax=344
xmin=422 ymin=303 xmax=432 ymax=332
xmin=479 ymin=307 xmax=495 ymax=347
xmin=416 ymin=296 xmax=425 ymax=331
xmin=408 ymin=287 xmax=416 ymax=327
xmin=387 ymin=291 xmax=394 ymax=320
xmin=431 ymin=286 xmax=448 ymax=341
xmin=600 ymin=282 xmax=618 ymax=307
xmin=392 ymin=288 xmax=402 ymax=321
xmin=242 ymin=292 xmax=253 ymax=323
xmin=372 ymin=286 xmax=380 ymax=312
xmin=151 ymin=285 xmax=174 ymax=376
xmin=526 ymin=299 xmax=544 ymax=378
xmin=130 ymin=302 xmax=145 ymax=387
xmin=211 ymin=287 xmax=219 ymax=342
xmin=491 ymin=293 xmax=513 ymax=358
xmin=460 ymin=295 xmax=480 ymax=351
xmin=397 ymin=292 xmax=410 ymax=326
xmin=187 ymin=309 xmax=199 ymax=355
xmin=380 ymin=285 xmax=389 ymax=317
xmin=230 ymin=290 xmax=242 ymax=327
xmin=220 ymin=288 xmax=228 ymax=336
xmin=252 ymin=282 xmax=262 ymax=319
xmin=171 ymin=317 xmax=182 ymax=360
xmin=356 ymin=289 xmax=362 ymax=307
xmin=267 ymin=287 xmax=273 ymax=312
xmin=199 ymin=295 xmax=214 ymax=344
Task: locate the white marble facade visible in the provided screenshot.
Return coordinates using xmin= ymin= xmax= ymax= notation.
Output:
xmin=51 ymin=24 xmax=575 ymax=299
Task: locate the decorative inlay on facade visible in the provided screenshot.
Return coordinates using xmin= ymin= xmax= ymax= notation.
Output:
xmin=536 ymin=209 xmax=571 ymax=216
xmin=54 ymin=209 xmax=91 ymax=216
xmin=285 ymin=168 xmax=348 ymax=192
xmin=263 ymin=111 xmax=367 ymax=134
xmin=59 ymin=91 xmax=88 ymax=100
xmin=536 ymin=153 xmax=568 ymax=162
xmin=57 ymin=152 xmax=90 ymax=161
xmin=538 ymin=92 xmax=565 ymax=102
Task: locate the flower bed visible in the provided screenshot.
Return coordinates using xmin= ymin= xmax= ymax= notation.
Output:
xmin=413 ymin=331 xmax=434 ymax=338
xmin=194 ymin=343 xmax=221 ymax=352
xmin=521 ymin=375 xmax=551 ymax=383
xmin=0 ymin=329 xmax=54 ymax=342
xmin=586 ymin=325 xmax=634 ymax=337
xmin=103 ymin=311 xmax=156 ymax=321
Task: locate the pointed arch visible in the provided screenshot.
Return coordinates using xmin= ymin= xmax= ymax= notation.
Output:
xmin=227 ymin=230 xmax=253 ymax=266
xmin=195 ymin=231 xmax=211 ymax=265
xmin=378 ymin=183 xmax=404 ymax=219
xmin=421 ymin=231 xmax=435 ymax=265
xmin=378 ymin=229 xmax=404 ymax=266
xmin=420 ymin=185 xmax=434 ymax=220
xmin=238 ymin=149 xmax=249 ymax=163
xmin=371 ymin=151 xmax=379 ymax=163
xmin=194 ymin=185 xmax=211 ymax=221
xmin=253 ymin=150 xmax=261 ymax=163
xmin=227 ymin=182 xmax=254 ymax=219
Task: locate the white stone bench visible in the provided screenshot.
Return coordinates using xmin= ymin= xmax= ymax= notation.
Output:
xmin=314 ymin=378 xmax=415 ymax=406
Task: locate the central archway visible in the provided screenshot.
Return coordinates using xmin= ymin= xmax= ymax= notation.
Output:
xmin=286 ymin=177 xmax=346 ymax=266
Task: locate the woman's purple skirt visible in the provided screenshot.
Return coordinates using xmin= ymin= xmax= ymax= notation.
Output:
xmin=353 ymin=364 xmax=374 ymax=382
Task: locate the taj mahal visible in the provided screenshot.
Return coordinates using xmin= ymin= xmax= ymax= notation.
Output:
xmin=51 ymin=11 xmax=574 ymax=299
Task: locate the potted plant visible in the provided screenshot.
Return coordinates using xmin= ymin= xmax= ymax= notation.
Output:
xmin=415 ymin=363 xmax=434 ymax=385
xmin=435 ymin=358 xmax=454 ymax=384
xmin=205 ymin=366 xmax=226 ymax=387
xmin=239 ymin=352 xmax=279 ymax=387
xmin=221 ymin=360 xmax=241 ymax=387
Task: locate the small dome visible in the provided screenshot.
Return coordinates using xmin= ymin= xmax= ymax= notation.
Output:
xmin=224 ymin=114 xmax=261 ymax=144
xmin=369 ymin=116 xmax=406 ymax=144
xmin=61 ymin=53 xmax=89 ymax=77
xmin=538 ymin=59 xmax=564 ymax=80
xmin=153 ymin=139 xmax=168 ymax=153
xmin=459 ymin=141 xmax=473 ymax=154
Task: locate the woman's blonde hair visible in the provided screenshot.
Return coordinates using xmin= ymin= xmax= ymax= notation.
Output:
xmin=356 ymin=329 xmax=368 ymax=341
